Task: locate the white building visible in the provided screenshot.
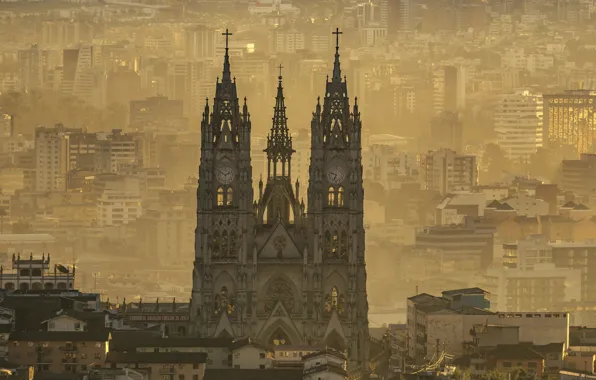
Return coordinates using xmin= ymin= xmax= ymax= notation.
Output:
xmin=35 ymin=125 xmax=71 ymax=192
xmin=271 ymin=29 xmax=305 ymax=54
xmin=494 ymin=90 xmax=543 ymax=161
xmin=97 ymin=178 xmax=142 ymax=227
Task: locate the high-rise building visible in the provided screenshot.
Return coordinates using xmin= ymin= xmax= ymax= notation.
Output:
xmin=388 ymin=0 xmax=411 ymax=34
xmin=17 ymin=45 xmax=46 ymax=92
xmin=543 ymin=90 xmax=596 ymax=154
xmin=190 ymin=29 xmax=369 ymax=369
xmin=35 ymin=125 xmax=72 ymax=192
xmin=185 ymin=25 xmax=217 ymax=60
xmin=420 ymin=148 xmax=477 ymax=195
xmin=494 ymin=90 xmax=543 ymax=161
xmin=433 ymin=65 xmax=465 ymax=114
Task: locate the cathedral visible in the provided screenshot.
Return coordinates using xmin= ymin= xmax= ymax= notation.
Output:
xmin=191 ymin=28 xmax=370 ymax=368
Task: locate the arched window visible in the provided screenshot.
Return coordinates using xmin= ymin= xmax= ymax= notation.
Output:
xmin=340 ymin=230 xmax=348 ymax=257
xmin=212 ymin=232 xmax=220 ymax=256
xmin=331 ymin=232 xmax=339 ymax=255
xmin=221 ymin=231 xmax=228 ymax=255
xmin=324 ymin=231 xmax=332 ymax=256
xmin=226 ymin=187 xmax=233 ymax=206
xmin=331 ymin=286 xmax=339 ymax=309
xmin=217 ymin=187 xmax=224 ymax=206
xmin=338 ymin=187 xmax=344 ymax=207
xmin=328 ymin=187 xmax=335 ymax=206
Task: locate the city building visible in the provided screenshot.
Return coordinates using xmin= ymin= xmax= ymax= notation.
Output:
xmin=494 ymin=90 xmax=544 ymax=161
xmin=35 ymin=125 xmax=72 ymax=192
xmin=543 ymin=90 xmax=596 ymax=154
xmin=0 ymin=254 xmax=74 ymax=291
xmin=560 ymin=153 xmax=596 ymax=203
xmin=94 ymin=130 xmax=137 ymax=173
xmin=420 ymin=149 xmax=478 ymax=195
xmin=97 ymin=177 xmax=142 ymax=227
xmin=8 ymin=331 xmax=110 ymax=374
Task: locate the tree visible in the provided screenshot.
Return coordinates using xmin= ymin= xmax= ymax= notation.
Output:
xmin=481 ymin=143 xmax=513 ymax=184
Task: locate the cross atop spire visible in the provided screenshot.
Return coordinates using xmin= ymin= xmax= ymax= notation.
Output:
xmin=332 ymin=27 xmax=342 ymax=82
xmin=222 ymin=29 xmax=233 ymax=82
xmin=332 ymin=27 xmax=342 ymax=52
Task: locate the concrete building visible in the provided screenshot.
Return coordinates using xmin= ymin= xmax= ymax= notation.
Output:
xmin=271 ymin=28 xmax=305 ymax=54
xmin=185 ymin=25 xmax=216 ymax=60
xmin=543 ymin=90 xmax=596 ymax=154
xmin=8 ymin=330 xmax=110 ymax=374
xmin=560 ymin=154 xmax=596 ymax=203
xmin=35 ymin=125 xmax=71 ymax=192
xmin=420 ymin=149 xmax=478 ymax=195
xmin=433 ymin=65 xmax=465 ymax=115
xmin=94 ymin=130 xmax=137 ymax=173
xmin=106 ymin=352 xmax=207 ymax=380
xmin=494 ymin=90 xmax=544 ymax=161
xmin=408 ymin=289 xmax=570 ymax=363
xmin=415 ymin=224 xmax=495 ymax=271
xmin=551 ymin=240 xmax=596 ymax=303
xmin=97 ymin=178 xmax=142 ymax=227
xmin=0 ymin=254 xmax=74 ymax=291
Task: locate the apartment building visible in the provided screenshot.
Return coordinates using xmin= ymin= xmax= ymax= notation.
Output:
xmin=97 ymin=178 xmax=142 ymax=227
xmin=494 ymin=90 xmax=543 ymax=161
xmin=8 ymin=331 xmax=110 ymax=374
xmin=35 ymin=125 xmax=71 ymax=192
xmin=420 ymin=148 xmax=478 ymax=195
xmin=94 ymin=130 xmax=137 ymax=173
xmin=407 ymin=288 xmax=569 ymax=363
xmin=560 ymin=154 xmax=596 ymax=203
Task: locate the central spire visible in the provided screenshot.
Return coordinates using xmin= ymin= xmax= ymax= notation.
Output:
xmin=222 ymin=28 xmax=232 ymax=82
xmin=332 ymin=27 xmax=343 ymax=82
xmin=265 ymin=64 xmax=294 ymax=180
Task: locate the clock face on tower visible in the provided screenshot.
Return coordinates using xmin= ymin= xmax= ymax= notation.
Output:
xmin=215 ymin=166 xmax=235 ymax=185
xmin=327 ymin=165 xmax=346 ymax=185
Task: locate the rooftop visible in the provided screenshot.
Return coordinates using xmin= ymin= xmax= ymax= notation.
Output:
xmin=203 ymin=369 xmax=302 ymax=380
xmin=106 ymin=351 xmax=207 ymax=364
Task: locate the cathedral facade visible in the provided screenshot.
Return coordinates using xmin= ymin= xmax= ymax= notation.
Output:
xmin=191 ymin=29 xmax=369 ymax=367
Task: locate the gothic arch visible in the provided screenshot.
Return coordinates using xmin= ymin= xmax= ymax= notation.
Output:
xmin=260 ymin=275 xmax=298 ymax=314
xmin=324 ymin=270 xmax=347 ymax=294
xmin=213 ymin=271 xmax=236 ymax=294
xmin=259 ymin=318 xmax=301 ymax=347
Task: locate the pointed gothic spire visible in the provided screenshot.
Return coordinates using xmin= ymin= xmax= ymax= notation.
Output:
xmin=265 ymin=65 xmax=294 ymax=170
xmin=332 ymin=27 xmax=343 ymax=82
xmin=222 ymin=28 xmax=233 ymax=83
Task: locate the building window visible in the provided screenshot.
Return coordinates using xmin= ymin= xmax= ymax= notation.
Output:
xmin=217 ymin=187 xmax=224 ymax=206
xmin=226 ymin=187 xmax=233 ymax=206
xmin=328 ymin=187 xmax=335 ymax=206
xmin=337 ymin=187 xmax=344 ymax=207
xmin=74 ymin=323 xmax=81 ymax=331
xmin=193 ymin=363 xmax=199 ymax=370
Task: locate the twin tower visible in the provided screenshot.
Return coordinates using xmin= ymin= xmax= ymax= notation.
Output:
xmin=190 ymin=28 xmax=369 ymax=368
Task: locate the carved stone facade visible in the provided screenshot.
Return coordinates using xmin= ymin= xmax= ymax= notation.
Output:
xmin=190 ymin=29 xmax=369 ymax=370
